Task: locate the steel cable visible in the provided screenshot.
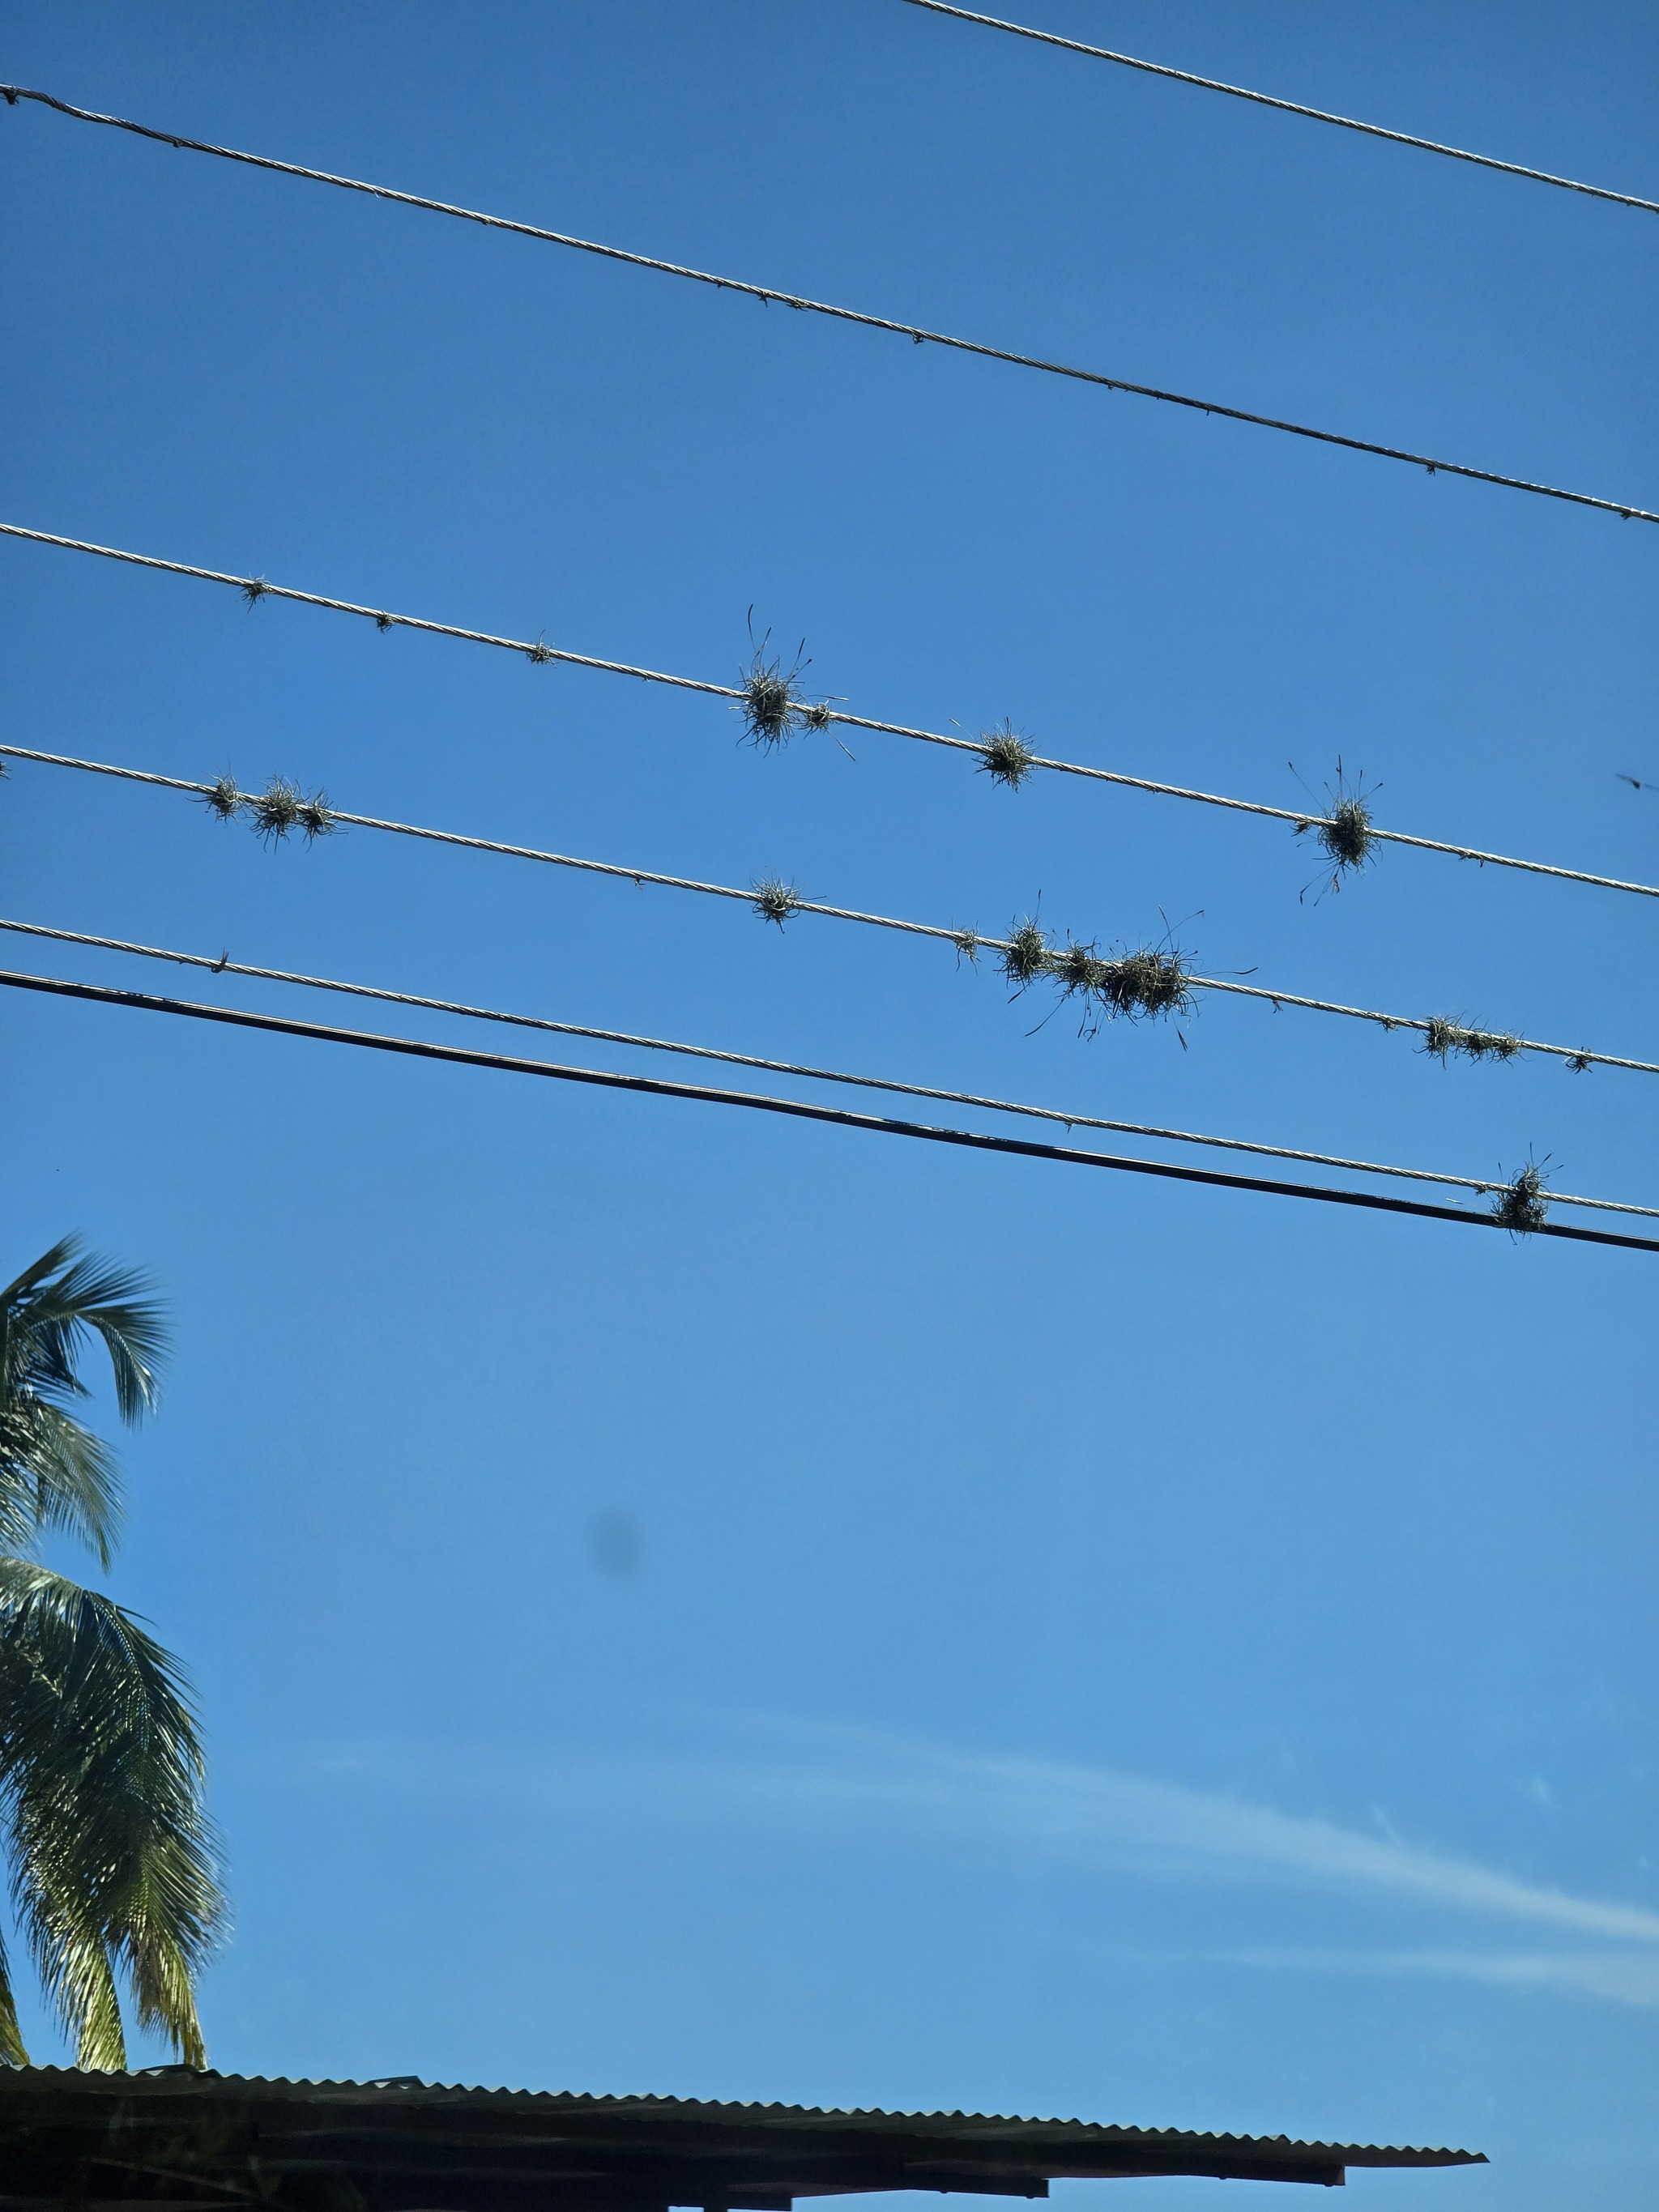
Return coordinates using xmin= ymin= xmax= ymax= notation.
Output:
xmin=3 ymin=739 xmax=1649 ymax=1076
xmin=2 ymin=543 xmax=1656 ymax=904
xmin=898 ymin=0 xmax=1659 ymax=217
xmin=2 ymin=83 xmax=1654 ymax=526
xmin=7 ymin=908 xmax=1650 ymax=1218
xmin=6 ymin=966 xmax=1654 ymax=1251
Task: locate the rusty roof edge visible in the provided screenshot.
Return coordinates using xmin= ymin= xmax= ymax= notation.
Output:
xmin=0 ymin=2069 xmax=1486 ymax=2165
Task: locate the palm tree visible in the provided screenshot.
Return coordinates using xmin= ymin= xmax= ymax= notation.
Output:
xmin=0 ymin=1237 xmax=223 ymax=2069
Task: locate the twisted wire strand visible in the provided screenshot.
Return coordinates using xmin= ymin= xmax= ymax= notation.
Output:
xmin=2 ymin=83 xmax=1655 ymax=526
xmin=2 ymin=539 xmax=1656 ymax=902
xmin=898 ymin=0 xmax=1659 ymax=217
xmin=6 ymin=738 xmax=1651 ymax=1076
xmin=5 ymin=909 xmax=1650 ymax=1220
xmin=7 ymin=966 xmax=1655 ymax=1253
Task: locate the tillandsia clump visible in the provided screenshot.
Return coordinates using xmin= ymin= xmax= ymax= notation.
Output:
xmin=1046 ymin=936 xmax=1193 ymax=1034
xmin=200 ymin=774 xmax=243 ymax=822
xmin=977 ymin=721 xmax=1038 ymax=791
xmin=1490 ymin=1157 xmax=1550 ymax=1237
xmin=736 ymin=614 xmax=831 ymax=749
xmin=248 ymin=776 xmax=335 ymax=846
xmin=1422 ymin=1015 xmax=1523 ymax=1065
xmin=750 ymin=876 xmax=801 ymax=926
xmin=997 ymin=915 xmax=1194 ymax=1034
xmin=294 ymin=791 xmax=336 ymax=841
xmin=1294 ymin=758 xmax=1380 ymax=897
xmin=240 ymin=576 xmax=271 ymax=607
xmin=998 ymin=918 xmax=1051 ymax=989
xmin=1095 ymin=944 xmax=1193 ymax=1021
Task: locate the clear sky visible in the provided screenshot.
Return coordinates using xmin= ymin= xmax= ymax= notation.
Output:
xmin=2 ymin=2 xmax=1657 ymax=2206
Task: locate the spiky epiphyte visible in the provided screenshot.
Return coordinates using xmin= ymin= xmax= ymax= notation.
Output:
xmin=750 ymin=876 xmax=801 ymax=926
xmin=977 ymin=722 xmax=1038 ymax=791
xmin=248 ymin=777 xmax=303 ymax=845
xmin=1294 ymin=760 xmax=1380 ymax=894
xmin=737 ymin=616 xmax=819 ymax=750
xmin=1491 ymin=1159 xmax=1550 ymax=1236
xmin=200 ymin=774 xmax=242 ymax=823
xmin=1423 ymin=1016 xmax=1522 ymax=1065
xmin=526 ymin=638 xmax=555 ymax=664
xmin=240 ymin=577 xmax=270 ymax=607
xmin=1047 ymin=939 xmax=1110 ymax=998
xmin=1097 ymin=946 xmax=1193 ymax=1021
xmin=1320 ymin=793 xmax=1376 ymax=872
xmin=295 ymin=792 xmax=335 ymax=842
xmin=999 ymin=918 xmax=1051 ymax=988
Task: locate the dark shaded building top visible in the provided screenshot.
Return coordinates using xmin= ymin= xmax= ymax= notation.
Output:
xmin=0 ymin=2069 xmax=1485 ymax=2204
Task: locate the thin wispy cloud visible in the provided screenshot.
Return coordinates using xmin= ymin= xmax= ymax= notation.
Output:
xmin=694 ymin=1722 xmax=1659 ymax=1948
xmin=252 ymin=1715 xmax=1659 ymax=1956
xmin=1215 ymin=1947 xmax=1659 ymax=2009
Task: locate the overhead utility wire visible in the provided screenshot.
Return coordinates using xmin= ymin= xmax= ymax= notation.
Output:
xmin=6 ymin=735 xmax=1650 ymax=1077
xmin=2 ymin=86 xmax=1653 ymax=528
xmin=2 ymin=543 xmax=1654 ymax=906
xmin=898 ymin=0 xmax=1659 ymax=218
xmin=12 ymin=910 xmax=1650 ymax=1221
xmin=7 ymin=968 xmax=1653 ymax=1254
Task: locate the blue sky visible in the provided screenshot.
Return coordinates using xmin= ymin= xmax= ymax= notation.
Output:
xmin=2 ymin=1 xmax=1657 ymax=2206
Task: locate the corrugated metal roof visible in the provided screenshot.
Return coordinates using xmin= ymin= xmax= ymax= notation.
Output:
xmin=0 ymin=2068 xmax=1483 ymax=2200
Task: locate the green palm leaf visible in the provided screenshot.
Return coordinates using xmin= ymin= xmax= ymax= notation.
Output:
xmin=1 ymin=1235 xmax=168 ymax=1429
xmin=0 ymin=1562 xmax=222 ymax=2069
xmin=0 ymin=1240 xmax=221 ymax=2069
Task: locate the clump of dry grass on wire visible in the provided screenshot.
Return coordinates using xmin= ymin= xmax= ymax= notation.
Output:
xmin=750 ymin=876 xmax=801 ymax=926
xmin=977 ymin=722 xmax=1038 ymax=791
xmin=736 ymin=613 xmax=834 ymax=748
xmin=199 ymin=773 xmax=243 ymax=822
xmin=1490 ymin=1154 xmax=1551 ymax=1236
xmin=1422 ymin=1015 xmax=1522 ymax=1065
xmin=248 ymin=776 xmax=335 ymax=846
xmin=1294 ymin=758 xmax=1380 ymax=900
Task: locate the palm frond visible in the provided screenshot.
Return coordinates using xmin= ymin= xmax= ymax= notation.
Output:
xmin=0 ymin=1925 xmax=30 ymax=2067
xmin=0 ymin=1402 xmax=122 ymax=1568
xmin=0 ymin=1561 xmax=224 ymax=2067
xmin=2 ymin=1237 xmax=168 ymax=1428
xmin=31 ymin=1916 xmax=126 ymax=2071
xmin=0 ymin=1240 xmax=83 ymax=1314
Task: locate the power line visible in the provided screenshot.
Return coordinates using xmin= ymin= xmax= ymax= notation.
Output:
xmin=6 ymin=965 xmax=1653 ymax=1252
xmin=898 ymin=0 xmax=1659 ymax=218
xmin=2 ymin=545 xmax=1655 ymax=906
xmin=10 ymin=908 xmax=1650 ymax=1221
xmin=2 ymin=84 xmax=1654 ymax=528
xmin=5 ymin=736 xmax=1652 ymax=1077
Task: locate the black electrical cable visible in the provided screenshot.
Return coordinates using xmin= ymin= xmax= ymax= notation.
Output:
xmin=6 ymin=967 xmax=1653 ymax=1252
